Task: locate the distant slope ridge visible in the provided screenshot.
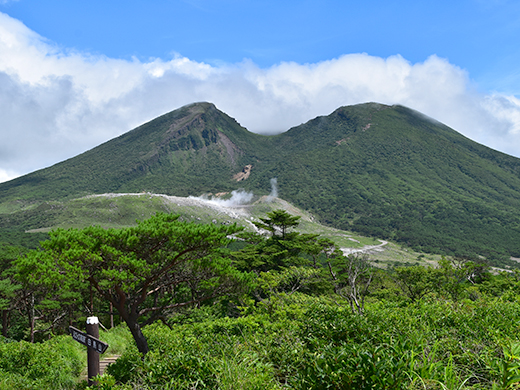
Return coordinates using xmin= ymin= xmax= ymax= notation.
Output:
xmin=1 ymin=102 xmax=520 ymax=264
xmin=270 ymin=104 xmax=520 ymax=262
xmin=0 ymin=102 xmax=267 ymax=201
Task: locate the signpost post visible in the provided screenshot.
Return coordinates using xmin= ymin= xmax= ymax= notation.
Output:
xmin=69 ymin=317 xmax=109 ymax=387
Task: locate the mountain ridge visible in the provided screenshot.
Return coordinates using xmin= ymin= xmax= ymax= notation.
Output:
xmin=1 ymin=102 xmax=520 ymax=265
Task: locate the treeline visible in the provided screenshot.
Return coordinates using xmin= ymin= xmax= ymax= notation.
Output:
xmin=0 ymin=211 xmax=519 ymax=388
xmin=274 ymin=157 xmax=520 ymax=267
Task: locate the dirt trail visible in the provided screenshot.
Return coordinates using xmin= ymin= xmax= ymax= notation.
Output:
xmin=340 ymin=240 xmax=388 ymax=256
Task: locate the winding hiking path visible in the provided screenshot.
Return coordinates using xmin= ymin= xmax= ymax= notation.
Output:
xmin=340 ymin=240 xmax=388 ymax=256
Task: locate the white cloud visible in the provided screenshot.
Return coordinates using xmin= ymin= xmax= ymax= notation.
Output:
xmin=0 ymin=167 xmax=18 ymax=182
xmin=1 ymin=11 xmax=520 ymax=183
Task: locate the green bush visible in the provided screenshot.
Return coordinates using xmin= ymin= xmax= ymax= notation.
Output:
xmin=0 ymin=336 xmax=83 ymax=389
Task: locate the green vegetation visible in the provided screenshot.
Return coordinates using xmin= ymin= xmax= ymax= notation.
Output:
xmin=3 ymin=292 xmax=520 ymax=389
xmin=102 ymin=293 xmax=520 ymax=390
xmin=0 ymin=190 xmax=428 ymax=267
xmin=16 ymin=213 xmax=249 ymax=355
xmin=0 ymin=211 xmax=519 ymax=388
xmin=0 ymin=336 xmax=84 ymax=389
xmin=2 ymin=101 xmax=520 ymax=387
xmin=1 ymin=102 xmax=520 ymax=266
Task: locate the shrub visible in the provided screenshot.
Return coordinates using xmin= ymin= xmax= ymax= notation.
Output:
xmin=0 ymin=336 xmax=83 ymax=389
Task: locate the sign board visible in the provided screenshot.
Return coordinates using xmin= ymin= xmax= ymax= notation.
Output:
xmin=69 ymin=326 xmax=109 ymax=354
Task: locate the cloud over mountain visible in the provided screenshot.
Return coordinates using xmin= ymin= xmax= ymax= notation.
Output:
xmin=1 ymin=11 xmax=519 ymax=182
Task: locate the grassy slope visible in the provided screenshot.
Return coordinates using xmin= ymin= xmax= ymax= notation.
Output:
xmin=1 ymin=102 xmax=520 ymax=264
xmin=20 ymin=192 xmax=432 ymax=268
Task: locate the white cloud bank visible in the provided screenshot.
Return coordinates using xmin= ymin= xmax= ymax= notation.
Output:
xmin=1 ymin=12 xmax=520 ymax=183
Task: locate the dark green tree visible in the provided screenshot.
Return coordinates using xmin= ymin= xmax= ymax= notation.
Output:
xmin=234 ymin=209 xmax=317 ymax=273
xmin=253 ymin=209 xmax=302 ymax=240
xmin=0 ymin=244 xmax=27 ymax=339
xmin=15 ymin=213 xmax=249 ymax=355
xmin=393 ymin=265 xmax=438 ymax=303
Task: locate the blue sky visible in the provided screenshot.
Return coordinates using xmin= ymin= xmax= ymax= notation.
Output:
xmin=1 ymin=0 xmax=520 ymax=182
xmin=4 ymin=0 xmax=520 ymax=89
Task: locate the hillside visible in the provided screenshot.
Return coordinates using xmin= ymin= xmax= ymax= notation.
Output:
xmin=16 ymin=191 xmax=430 ymax=268
xmin=1 ymin=102 xmax=520 ymax=265
xmin=263 ymin=104 xmax=520 ymax=263
xmin=0 ymin=102 xmax=269 ymax=204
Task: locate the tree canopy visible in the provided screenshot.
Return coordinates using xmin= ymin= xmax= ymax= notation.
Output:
xmin=15 ymin=213 xmax=250 ymax=355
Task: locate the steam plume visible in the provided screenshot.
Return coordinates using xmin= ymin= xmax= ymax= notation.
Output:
xmin=191 ymin=189 xmax=253 ymax=207
xmin=267 ymin=178 xmax=278 ymax=202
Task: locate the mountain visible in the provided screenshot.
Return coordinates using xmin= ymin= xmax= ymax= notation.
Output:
xmin=1 ymin=102 xmax=520 ymax=265
xmin=0 ymin=102 xmax=266 ymax=202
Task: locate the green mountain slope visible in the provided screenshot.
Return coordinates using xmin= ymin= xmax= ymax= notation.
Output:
xmin=0 ymin=102 xmax=269 ymax=204
xmin=253 ymin=104 xmax=520 ymax=262
xmin=1 ymin=102 xmax=520 ymax=264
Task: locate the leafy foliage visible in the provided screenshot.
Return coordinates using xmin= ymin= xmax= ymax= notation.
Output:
xmin=15 ymin=212 xmax=250 ymax=355
xmin=1 ymin=212 xmax=520 ymax=388
xmin=0 ymin=336 xmax=83 ymax=389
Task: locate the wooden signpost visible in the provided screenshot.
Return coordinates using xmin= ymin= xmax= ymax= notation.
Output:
xmin=69 ymin=317 xmax=109 ymax=386
xmin=69 ymin=325 xmax=109 ymax=354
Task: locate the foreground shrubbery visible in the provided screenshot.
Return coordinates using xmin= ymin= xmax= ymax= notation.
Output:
xmin=0 ymin=324 xmax=132 ymax=389
xmin=0 ymin=291 xmax=518 ymax=389
xmin=1 ymin=211 xmax=520 ymax=389
xmin=96 ymin=293 xmax=520 ymax=390
xmin=0 ymin=335 xmax=83 ymax=389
